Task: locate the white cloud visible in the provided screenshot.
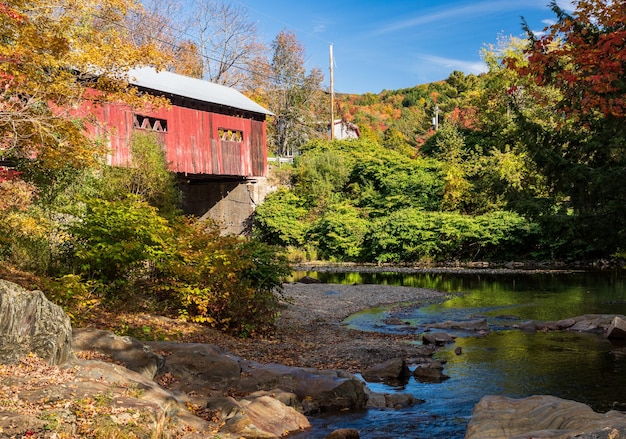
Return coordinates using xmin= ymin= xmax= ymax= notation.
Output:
xmin=418 ymin=54 xmax=488 ymax=76
xmin=372 ymin=0 xmax=546 ymax=36
xmin=553 ymin=0 xmax=576 ymax=13
xmin=313 ymin=23 xmax=326 ymax=33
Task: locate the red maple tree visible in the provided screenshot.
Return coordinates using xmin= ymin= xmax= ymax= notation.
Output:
xmin=511 ymin=0 xmax=626 ymax=119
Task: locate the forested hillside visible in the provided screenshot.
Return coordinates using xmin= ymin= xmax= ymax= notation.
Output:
xmin=255 ymin=1 xmax=626 ymax=265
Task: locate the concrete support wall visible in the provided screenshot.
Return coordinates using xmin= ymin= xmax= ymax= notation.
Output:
xmin=179 ymin=177 xmax=273 ymax=236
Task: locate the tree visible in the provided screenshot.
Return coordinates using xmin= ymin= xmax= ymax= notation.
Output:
xmin=0 ymin=0 xmax=167 ymax=170
xmin=517 ymin=0 xmax=626 ymax=120
xmin=102 ymin=132 xmax=181 ymax=217
xmin=182 ymin=0 xmax=266 ymax=88
xmin=266 ymin=30 xmax=328 ymax=157
xmin=446 ymin=70 xmax=479 ymax=95
xmin=507 ymin=0 xmax=626 ymax=256
xmin=125 ymin=0 xmax=204 ymax=78
xmin=431 ymin=125 xmax=473 ymax=212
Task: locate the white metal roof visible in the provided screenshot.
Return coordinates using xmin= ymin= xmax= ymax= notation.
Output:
xmin=127 ymin=67 xmax=273 ymax=116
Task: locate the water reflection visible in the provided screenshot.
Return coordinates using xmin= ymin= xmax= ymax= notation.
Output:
xmin=288 ymin=270 xmax=626 ymax=439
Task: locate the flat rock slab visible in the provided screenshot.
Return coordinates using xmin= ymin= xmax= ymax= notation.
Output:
xmin=73 ymin=328 xmax=163 ymax=379
xmin=465 ymin=395 xmax=626 ymax=439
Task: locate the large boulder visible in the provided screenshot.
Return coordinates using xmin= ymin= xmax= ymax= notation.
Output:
xmin=147 ymin=341 xmax=242 ymax=394
xmin=73 ymin=328 xmax=164 ymax=379
xmin=361 ymin=358 xmax=410 ymax=383
xmin=535 ymin=314 xmax=624 ymax=334
xmin=148 ymin=340 xmax=369 ymax=414
xmin=0 ymin=280 xmax=73 ymax=365
xmin=238 ymin=361 xmax=369 ymax=414
xmin=0 ymin=354 xmax=211 ymax=438
xmin=465 ymin=395 xmax=626 ymax=439
xmin=208 ymin=394 xmax=310 ymax=438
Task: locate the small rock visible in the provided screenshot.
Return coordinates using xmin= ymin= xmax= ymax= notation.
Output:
xmin=556 ymin=318 xmax=576 ymax=329
xmin=413 ymin=361 xmax=450 ymax=383
xmin=607 ymin=316 xmax=626 ymax=339
xmin=361 ymin=358 xmax=410 ymax=383
xmin=518 ymin=320 xmax=537 ymax=332
xmin=422 ymin=332 xmax=455 ymax=346
xmin=326 ymin=428 xmax=360 ymax=439
xmin=569 ymin=320 xmax=602 ymax=332
xmin=384 ymin=392 xmax=423 ymax=408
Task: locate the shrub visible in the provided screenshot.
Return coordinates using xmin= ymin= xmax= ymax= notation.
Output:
xmin=66 ymin=194 xmax=170 ymax=290
xmin=157 ymin=219 xmax=290 ymax=336
xmin=364 ymin=208 xmax=536 ymax=263
xmin=309 ymin=202 xmax=369 ymax=261
xmin=254 ymin=189 xmax=309 ymax=246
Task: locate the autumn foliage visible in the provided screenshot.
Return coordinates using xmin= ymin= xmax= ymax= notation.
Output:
xmin=514 ymin=0 xmax=626 ymax=119
xmin=0 ymin=0 xmax=167 ymax=169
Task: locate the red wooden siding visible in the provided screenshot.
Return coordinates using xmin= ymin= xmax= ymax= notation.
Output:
xmin=83 ymin=100 xmax=268 ymax=178
xmin=250 ymin=120 xmax=268 ymax=176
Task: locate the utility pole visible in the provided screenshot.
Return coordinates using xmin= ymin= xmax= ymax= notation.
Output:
xmin=329 ymin=43 xmax=335 ymax=140
xmin=433 ymin=105 xmax=439 ymax=131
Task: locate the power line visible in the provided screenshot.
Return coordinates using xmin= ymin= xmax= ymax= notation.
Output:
xmin=94 ymin=10 xmax=278 ymax=84
xmin=230 ymin=0 xmax=333 ymax=46
xmin=99 ymin=0 xmax=331 ymax=88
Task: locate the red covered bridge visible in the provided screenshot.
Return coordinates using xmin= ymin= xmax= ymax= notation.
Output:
xmin=88 ymin=67 xmax=272 ymax=177
xmin=85 ymin=67 xmax=274 ymax=234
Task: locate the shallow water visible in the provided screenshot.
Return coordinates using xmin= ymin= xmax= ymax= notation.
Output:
xmin=288 ymin=270 xmax=626 ymax=439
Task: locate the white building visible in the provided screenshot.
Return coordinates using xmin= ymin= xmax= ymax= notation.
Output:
xmin=329 ymin=118 xmax=360 ymax=139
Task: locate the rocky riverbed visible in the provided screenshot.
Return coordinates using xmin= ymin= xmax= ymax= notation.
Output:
xmin=0 ymin=279 xmax=445 ymax=438
xmin=4 ymin=276 xmax=626 ymax=438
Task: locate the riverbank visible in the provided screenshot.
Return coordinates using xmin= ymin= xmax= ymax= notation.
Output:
xmin=219 ymin=282 xmax=447 ymax=372
xmin=291 ymin=261 xmax=599 ymax=274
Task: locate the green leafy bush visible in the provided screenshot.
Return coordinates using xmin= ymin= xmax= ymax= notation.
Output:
xmin=309 ymin=202 xmax=369 ymax=261
xmin=157 ymin=219 xmax=290 ymax=336
xmin=254 ymin=188 xmax=309 ymax=246
xmin=364 ymin=208 xmax=536 ymax=263
xmin=66 ymin=194 xmax=170 ymax=290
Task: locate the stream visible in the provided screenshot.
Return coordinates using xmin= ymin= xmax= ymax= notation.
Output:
xmin=288 ymin=269 xmax=626 ymax=439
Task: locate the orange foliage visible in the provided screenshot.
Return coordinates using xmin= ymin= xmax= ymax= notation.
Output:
xmin=513 ymin=0 xmax=626 ymax=119
xmin=449 ymin=106 xmax=479 ymax=129
xmin=0 ymin=169 xmax=36 ymax=211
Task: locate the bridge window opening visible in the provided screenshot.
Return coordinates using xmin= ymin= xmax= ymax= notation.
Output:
xmin=218 ymin=128 xmax=243 ymax=142
xmin=133 ymin=114 xmax=168 ymax=132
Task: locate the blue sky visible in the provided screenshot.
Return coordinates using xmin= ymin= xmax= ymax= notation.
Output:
xmin=236 ymin=0 xmax=575 ymax=94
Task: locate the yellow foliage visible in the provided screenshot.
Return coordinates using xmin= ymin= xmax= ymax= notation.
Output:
xmin=0 ymin=0 xmax=171 ymax=169
xmin=0 ymin=179 xmax=36 ymax=211
xmin=4 ymin=212 xmax=51 ymax=239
